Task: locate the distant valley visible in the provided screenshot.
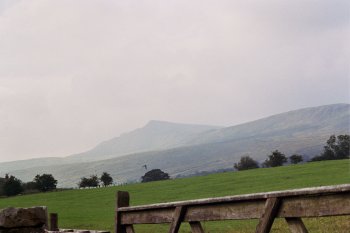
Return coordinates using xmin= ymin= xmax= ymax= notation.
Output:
xmin=1 ymin=103 xmax=349 ymax=187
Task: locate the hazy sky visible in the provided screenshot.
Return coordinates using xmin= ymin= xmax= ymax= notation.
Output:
xmin=0 ymin=0 xmax=349 ymax=162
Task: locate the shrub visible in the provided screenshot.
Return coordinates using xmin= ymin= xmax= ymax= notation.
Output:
xmin=234 ymin=156 xmax=259 ymax=170
xmin=141 ymin=169 xmax=170 ymax=183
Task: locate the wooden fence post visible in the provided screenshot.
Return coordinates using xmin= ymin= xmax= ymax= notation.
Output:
xmin=49 ymin=213 xmax=59 ymax=231
xmin=255 ymin=198 xmax=281 ymax=233
xmin=169 ymin=206 xmax=186 ymax=233
xmin=115 ymin=191 xmax=135 ymax=233
xmin=189 ymin=221 xmax=205 ymax=233
xmin=44 ymin=207 xmax=49 ymax=230
xmin=285 ymin=217 xmax=308 ymax=233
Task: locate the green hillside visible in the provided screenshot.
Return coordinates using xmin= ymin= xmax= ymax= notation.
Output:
xmin=0 ymin=160 xmax=349 ymax=233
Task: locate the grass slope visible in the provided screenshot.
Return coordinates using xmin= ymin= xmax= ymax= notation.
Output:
xmin=0 ymin=160 xmax=349 ymax=232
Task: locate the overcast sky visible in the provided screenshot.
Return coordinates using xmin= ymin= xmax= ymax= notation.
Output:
xmin=0 ymin=0 xmax=349 ymax=162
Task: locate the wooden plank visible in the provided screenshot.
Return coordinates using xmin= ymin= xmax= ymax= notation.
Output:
xmin=125 ymin=225 xmax=135 ymax=233
xmin=169 ymin=206 xmax=186 ymax=233
xmin=121 ymin=208 xmax=174 ymax=224
xmin=185 ymin=200 xmax=265 ymax=222
xmin=50 ymin=213 xmax=59 ymax=231
xmin=278 ymin=193 xmax=350 ymax=217
xmin=120 ymin=193 xmax=350 ymax=224
xmin=255 ymin=198 xmax=281 ymax=233
xmin=44 ymin=207 xmax=49 ymax=230
xmin=118 ymin=184 xmax=350 ymax=212
xmin=115 ymin=191 xmax=132 ymax=233
xmin=189 ymin=221 xmax=205 ymax=233
xmin=120 ymin=200 xmax=265 ymax=224
xmin=285 ymin=218 xmax=308 ymax=233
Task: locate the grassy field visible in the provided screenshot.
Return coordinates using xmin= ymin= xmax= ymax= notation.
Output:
xmin=0 ymin=160 xmax=349 ymax=232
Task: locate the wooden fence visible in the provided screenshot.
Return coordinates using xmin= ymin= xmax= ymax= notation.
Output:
xmin=115 ymin=184 xmax=350 ymax=233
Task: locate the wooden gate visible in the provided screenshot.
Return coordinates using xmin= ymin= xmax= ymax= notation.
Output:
xmin=115 ymin=184 xmax=350 ymax=233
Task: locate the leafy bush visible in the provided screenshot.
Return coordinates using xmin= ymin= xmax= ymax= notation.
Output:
xmin=100 ymin=172 xmax=113 ymax=186
xmin=141 ymin=169 xmax=170 ymax=183
xmin=3 ymin=175 xmax=23 ymax=196
xmin=34 ymin=174 xmax=57 ymax=192
xmin=263 ymin=150 xmax=287 ymax=167
xmin=79 ymin=175 xmax=99 ymax=188
xmin=234 ymin=156 xmax=259 ymax=170
xmin=289 ymin=154 xmax=303 ymax=164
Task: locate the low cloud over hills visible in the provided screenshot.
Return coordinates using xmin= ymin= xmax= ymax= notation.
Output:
xmin=1 ymin=103 xmax=349 ymax=187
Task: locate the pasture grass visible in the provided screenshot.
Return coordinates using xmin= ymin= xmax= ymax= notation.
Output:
xmin=0 ymin=159 xmax=349 ymax=232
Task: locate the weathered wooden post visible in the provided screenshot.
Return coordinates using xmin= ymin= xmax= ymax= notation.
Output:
xmin=44 ymin=206 xmax=49 ymax=230
xmin=169 ymin=206 xmax=205 ymax=233
xmin=189 ymin=221 xmax=205 ymax=233
xmin=285 ymin=217 xmax=308 ymax=233
xmin=255 ymin=198 xmax=281 ymax=233
xmin=115 ymin=191 xmax=135 ymax=233
xmin=168 ymin=206 xmax=186 ymax=233
xmin=50 ymin=213 xmax=59 ymax=231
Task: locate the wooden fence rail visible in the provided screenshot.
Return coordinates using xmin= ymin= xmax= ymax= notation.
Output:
xmin=115 ymin=184 xmax=350 ymax=233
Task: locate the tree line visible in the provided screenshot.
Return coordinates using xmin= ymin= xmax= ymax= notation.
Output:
xmin=78 ymin=172 xmax=114 ymax=188
xmin=0 ymin=174 xmax=57 ymax=197
xmin=0 ymin=171 xmax=116 ymax=196
xmin=234 ymin=134 xmax=349 ymax=171
xmin=77 ymin=169 xmax=171 ymax=187
xmin=1 ymin=134 xmax=347 ymax=195
xmin=143 ymin=134 xmax=349 ymax=180
xmin=310 ymin=134 xmax=349 ymax=161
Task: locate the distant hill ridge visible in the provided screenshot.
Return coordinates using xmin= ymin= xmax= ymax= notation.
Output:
xmin=183 ymin=103 xmax=350 ymax=146
xmin=0 ymin=103 xmax=349 ymax=187
xmin=68 ymin=120 xmax=222 ymax=161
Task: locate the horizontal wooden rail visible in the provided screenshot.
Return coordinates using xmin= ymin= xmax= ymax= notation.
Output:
xmin=115 ymin=184 xmax=350 ymax=233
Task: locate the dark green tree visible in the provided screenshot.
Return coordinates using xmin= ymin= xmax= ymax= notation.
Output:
xmin=22 ymin=181 xmax=38 ymax=191
xmin=0 ymin=177 xmax=5 ymax=196
xmin=78 ymin=175 xmax=99 ymax=188
xmin=100 ymin=172 xmax=113 ymax=186
xmin=141 ymin=169 xmax=170 ymax=183
xmin=3 ymin=175 xmax=23 ymax=196
xmin=335 ymin=134 xmax=350 ymax=158
xmin=263 ymin=150 xmax=287 ymax=167
xmin=289 ymin=154 xmax=303 ymax=164
xmin=234 ymin=156 xmax=259 ymax=171
xmin=78 ymin=177 xmax=89 ymax=188
xmin=34 ymin=174 xmax=57 ymax=192
xmin=312 ymin=134 xmax=350 ymax=161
